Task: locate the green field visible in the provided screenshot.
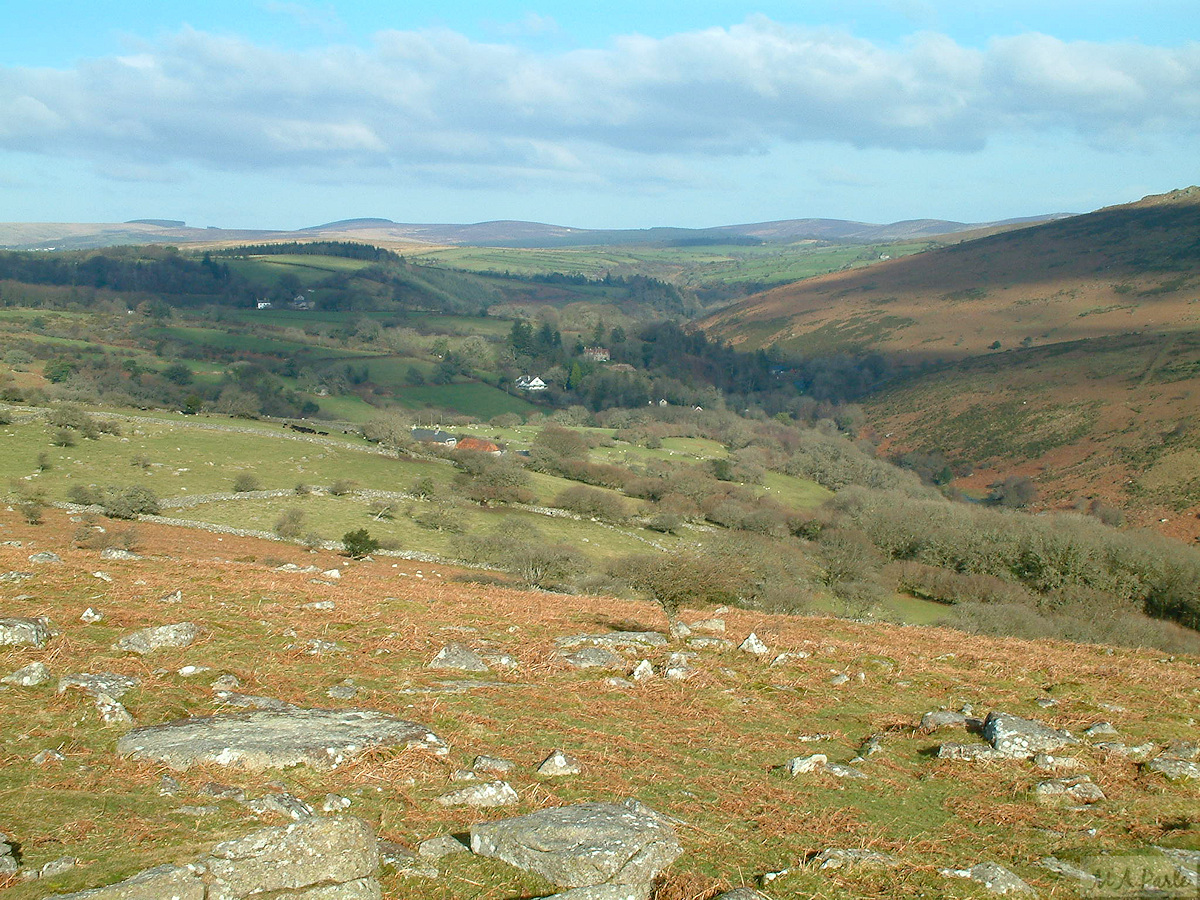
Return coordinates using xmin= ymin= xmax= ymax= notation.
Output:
xmin=391 ymin=382 xmax=537 ymax=418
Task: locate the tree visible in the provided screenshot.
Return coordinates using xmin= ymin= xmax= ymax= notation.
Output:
xmin=615 ymin=551 xmax=749 ymax=626
xmin=989 ymin=475 xmax=1038 ymax=508
xmin=342 ymin=528 xmax=380 ymax=559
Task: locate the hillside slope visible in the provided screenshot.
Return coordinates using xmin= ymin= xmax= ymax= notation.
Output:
xmin=702 ymin=188 xmax=1200 ymax=535
xmin=1 ymin=510 xmax=1197 ymax=900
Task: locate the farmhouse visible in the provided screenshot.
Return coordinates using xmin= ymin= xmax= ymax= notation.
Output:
xmin=410 ymin=428 xmax=458 ymax=448
xmin=583 ymin=346 xmax=611 ymax=362
xmin=515 ymin=375 xmax=547 ymax=391
xmin=256 ymin=301 xmax=273 ymax=310
xmin=456 ymin=436 xmax=502 ymax=455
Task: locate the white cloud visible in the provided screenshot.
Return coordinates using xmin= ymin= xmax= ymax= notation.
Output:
xmin=0 ymin=19 xmax=1195 ymax=190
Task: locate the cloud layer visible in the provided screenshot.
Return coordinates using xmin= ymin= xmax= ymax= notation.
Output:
xmin=1 ymin=18 xmax=1197 ymax=186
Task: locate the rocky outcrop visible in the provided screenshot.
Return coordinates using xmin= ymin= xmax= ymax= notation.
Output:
xmin=116 ymin=708 xmax=448 ymax=770
xmin=47 ymin=817 xmax=379 ymax=900
xmin=469 ymin=799 xmax=681 ymax=897
xmin=0 ymin=617 xmax=52 ymax=648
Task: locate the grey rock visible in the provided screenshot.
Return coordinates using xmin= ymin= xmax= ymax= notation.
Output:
xmin=473 ymin=754 xmax=514 ymax=775
xmin=556 ymin=632 xmax=668 ymax=650
xmin=3 ymin=661 xmax=50 ymax=686
xmin=921 ymin=710 xmax=969 ymax=731
xmin=686 ymin=636 xmax=733 ymax=651
xmin=738 ymin=633 xmax=768 ymax=656
xmin=469 ymin=799 xmax=682 ymax=890
xmin=100 ymin=548 xmax=140 ymax=560
xmin=543 ymin=887 xmax=646 ymax=900
xmin=212 ymin=674 xmax=241 ymax=689
xmin=158 ymin=589 xmax=183 ymax=603
xmin=1083 ymin=722 xmax=1120 ymax=738
xmin=302 ymin=600 xmax=336 ymax=611
xmin=1094 ymin=741 xmax=1156 ymax=761
xmin=429 ymin=643 xmax=490 ymax=673
xmin=605 ymin=677 xmax=634 ymax=688
xmin=40 ymin=856 xmax=78 ymax=879
xmin=944 ymin=862 xmax=1035 ymax=895
xmin=1032 ymin=753 xmax=1082 ymax=771
xmin=1157 ymin=848 xmax=1200 ymax=886
xmin=561 ymin=647 xmax=624 ymax=669
xmin=199 ymin=783 xmax=247 ymax=801
xmin=0 ymin=616 xmax=52 ymax=648
xmin=58 ymin=672 xmax=139 ymax=700
xmin=323 ymin=793 xmax=352 ymax=812
xmin=178 ymin=665 xmax=211 ymax=677
xmin=770 ymin=651 xmax=810 ymax=666
xmin=243 ymin=792 xmax=314 ymax=820
xmin=48 ymin=863 xmax=206 ymax=900
xmin=204 ymin=816 xmax=379 ymax=898
xmin=1 ymin=832 xmax=16 ymax=875
xmin=0 ymin=571 xmax=33 ymax=583
xmin=827 ymin=763 xmax=869 ymax=780
xmin=786 ymin=754 xmax=827 ymax=775
xmin=32 ymin=748 xmax=65 ymax=765
xmin=1033 ymin=776 xmax=1106 ymax=805
xmin=1163 ymin=740 xmax=1200 ymax=760
xmin=1145 ymin=757 xmax=1200 ymax=780
xmin=159 ymin=775 xmax=183 ymax=796
xmin=174 ymin=805 xmax=218 ymax=817
xmin=92 ymin=572 xmax=112 ymax=583
xmin=688 ymin=617 xmax=726 ymax=634
xmin=1039 ymin=857 xmax=1099 ymax=887
xmin=811 ymin=848 xmax=900 ymax=870
xmin=113 ymin=622 xmax=200 ymax=654
xmin=435 ymin=781 xmax=519 ymax=808
xmin=95 ymin=692 xmax=134 ymax=726
xmin=306 ymin=639 xmax=344 ymax=655
xmin=936 ymin=743 xmax=1006 ymax=761
xmin=983 ymin=711 xmax=1076 ymax=758
xmin=117 ymin=708 xmax=448 ymax=770
xmin=81 ymin=607 xmax=104 ymax=623
xmin=480 ymin=650 xmax=520 ymax=670
xmin=327 ymin=680 xmax=359 ymax=700
xmin=213 ymin=691 xmax=296 ymax=711
xmin=714 ymin=891 xmax=765 ymax=900
xmin=829 ymin=673 xmax=851 ymax=686
xmin=28 ymin=551 xmax=61 ymax=564
xmin=418 ymin=835 xmax=469 ymax=860
xmin=378 ymin=840 xmax=438 ymax=879
xmin=668 ymin=621 xmax=692 ymax=639
xmin=286 ymin=877 xmax=381 ymax=899
xmin=630 ymin=660 xmax=655 ymax=682
xmin=858 ymin=735 xmax=883 ymax=757
xmin=538 ymin=749 xmax=582 ymax=776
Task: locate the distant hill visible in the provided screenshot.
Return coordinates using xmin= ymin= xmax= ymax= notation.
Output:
xmin=0 ymin=211 xmax=1064 ymax=252
xmin=702 ymin=187 xmax=1200 ymax=538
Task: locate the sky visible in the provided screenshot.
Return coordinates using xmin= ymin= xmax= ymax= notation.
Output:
xmin=1 ymin=1 xmax=1197 ymax=230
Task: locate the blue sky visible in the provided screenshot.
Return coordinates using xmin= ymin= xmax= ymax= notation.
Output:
xmin=1 ymin=1 xmax=1197 ymax=230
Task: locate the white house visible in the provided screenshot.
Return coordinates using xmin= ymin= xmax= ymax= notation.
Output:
xmin=256 ymin=301 xmax=273 ymax=310
xmin=515 ymin=375 xmax=547 ymax=391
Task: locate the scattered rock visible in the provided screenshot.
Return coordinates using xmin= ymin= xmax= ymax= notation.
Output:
xmin=738 ymin=633 xmax=768 ymax=656
xmin=117 ymin=708 xmax=448 ymax=770
xmin=829 ymin=674 xmax=851 ymax=686
xmin=100 ymin=548 xmax=140 ymax=560
xmin=770 ymin=651 xmax=810 ymax=666
xmin=92 ymin=572 xmax=112 ymax=583
xmin=327 ymin=679 xmax=359 ymax=700
xmin=323 ymin=793 xmax=352 ymax=812
xmin=435 ymin=781 xmax=519 ymax=808
xmin=827 ymin=763 xmax=869 ymax=780
xmin=1083 ymin=722 xmax=1120 ymax=738
xmin=942 ymin=862 xmax=1035 ymax=895
xmin=0 ymin=616 xmax=52 ymax=648
xmin=28 ymin=551 xmax=61 ymax=564
xmin=0 ymin=572 xmax=33 ymax=583
xmin=469 ymin=799 xmax=682 ymax=893
xmin=983 ymin=711 xmax=1076 ymax=759
xmin=1094 ymin=741 xmax=1156 ymax=761
xmin=3 ymin=661 xmax=49 ymax=686
xmin=158 ymin=589 xmax=183 ymax=603
xmin=58 ymin=672 xmax=139 ymax=700
xmin=80 ymin=607 xmax=104 ymax=623
xmin=178 ymin=665 xmax=211 ymax=677
xmin=303 ymin=600 xmax=335 ymax=610
xmin=199 ymin=783 xmax=247 ymax=801
xmin=321 ymin=568 xmax=341 ymax=579
xmin=95 ymin=691 xmax=134 ymax=725
xmin=561 ymin=647 xmax=624 ymax=669
xmin=630 ymin=660 xmax=655 ymax=682
xmin=378 ymin=840 xmax=438 ymax=879
xmin=921 ymin=710 xmax=972 ymax=731
xmin=936 ymin=743 xmax=1006 ymax=761
xmin=1032 ymin=753 xmax=1082 ymax=772
xmin=1163 ymin=740 xmax=1200 ymax=760
xmin=305 ymin=639 xmax=344 ymax=655
xmin=32 ymin=748 xmax=65 ymax=765
xmin=1157 ymin=848 xmax=1200 ymax=886
xmin=159 ymin=775 xmax=183 ymax=796
xmin=689 ymin=617 xmax=725 ymax=634
xmin=473 ymin=755 xmax=515 ymax=775
xmin=1039 ymin=856 xmax=1100 ymax=887
xmin=481 ymin=650 xmax=520 ymax=670
xmin=1 ymin=832 xmax=17 ymax=875
xmin=49 ymin=816 xmax=380 ymax=900
xmin=1033 ymin=775 xmax=1106 ymax=805
xmin=787 ymin=754 xmax=827 ymax=775
xmin=543 ymin=888 xmax=648 ymax=900
xmin=418 ymin=835 xmax=469 ymax=860
xmin=213 ymin=691 xmax=296 ymax=711
xmin=212 ymin=673 xmax=241 ymax=690
xmin=714 ymin=891 xmax=765 ymax=900
xmin=857 ymin=735 xmax=883 ymax=758
xmin=113 ymin=622 xmax=200 ymax=654
xmin=1145 ymin=757 xmax=1200 ymax=781
xmin=810 ymin=848 xmax=900 ymax=870
xmin=40 ymin=856 xmax=78 ymax=879
xmin=429 ymin=643 xmax=490 ymax=673
xmin=686 ymin=636 xmax=733 ymax=651
xmin=664 ymin=652 xmax=695 ymax=680
xmin=538 ymin=749 xmax=583 ymax=776
xmin=243 ymin=792 xmax=314 ymax=820
xmin=556 ymin=632 xmax=668 ymax=651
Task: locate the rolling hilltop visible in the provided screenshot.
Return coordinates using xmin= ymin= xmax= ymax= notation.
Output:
xmin=702 ymin=188 xmax=1200 ymax=538
xmin=0 ymin=212 xmax=1061 ymax=252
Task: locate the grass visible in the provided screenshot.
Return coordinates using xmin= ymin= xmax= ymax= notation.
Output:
xmin=390 ymin=382 xmax=537 ymax=419
xmin=0 ymin=509 xmax=1196 ymax=900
